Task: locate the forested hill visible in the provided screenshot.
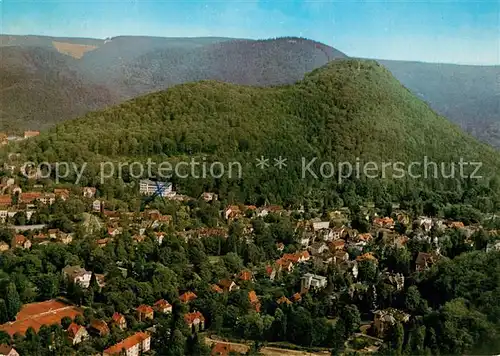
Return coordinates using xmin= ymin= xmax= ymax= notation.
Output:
xmin=18 ymin=59 xmax=500 ymax=205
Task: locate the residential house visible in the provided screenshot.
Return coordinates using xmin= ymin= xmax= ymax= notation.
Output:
xmin=154 ymin=299 xmax=172 ymax=314
xmin=82 ymin=187 xmax=96 ymax=198
xmin=48 ymin=229 xmax=59 ymax=239
xmin=384 ymin=272 xmax=405 ymax=291
xmin=62 ymin=265 xmax=92 ymax=288
xmin=58 ymin=232 xmax=73 ymax=245
xmin=211 ymin=284 xmax=224 ymax=293
xmin=0 ymin=242 xmax=9 ymax=252
xmin=184 ymin=311 xmax=205 ymax=332
xmin=415 ymin=252 xmax=440 ymax=272
xmin=248 ymin=291 xmax=261 ymax=312
xmin=309 ymin=241 xmax=329 ymax=256
xmin=329 ymin=239 xmax=345 ymax=252
xmin=54 ymin=189 xmax=70 ymax=201
xmin=356 ymin=252 xmax=378 ymax=264
xmin=89 ymin=319 xmax=110 ymax=337
xmin=200 ymin=192 xmax=218 ymax=202
xmin=291 ymin=293 xmax=302 ymax=303
xmin=139 ymin=179 xmax=173 ymax=197
xmin=333 ymin=251 xmax=349 ymax=264
xmin=38 ymin=193 xmax=55 ymax=205
xmin=0 ymin=344 xmax=19 ymax=356
xmin=218 ymin=279 xmax=239 ymax=292
xmin=66 ymin=322 xmax=89 ymax=345
xmin=238 ymin=270 xmax=254 ymax=282
xmin=107 ymin=227 xmax=122 ymax=237
xmin=312 ymin=221 xmax=330 ymax=232
xmin=415 ymin=217 xmax=433 ymax=232
xmin=12 ymin=235 xmax=31 ymax=250
xmin=23 ymin=130 xmax=40 ymax=139
xmin=224 ymin=205 xmax=241 ymax=220
xmin=299 ymin=231 xmax=314 ymax=247
xmin=111 ymin=312 xmax=127 ymax=330
xmin=276 ymin=242 xmax=285 ymax=252
xmin=277 ymin=296 xmax=293 ymax=306
xmin=373 ymin=309 xmax=410 ymax=338
xmin=0 ymin=195 xmax=12 ymax=207
xmin=154 ymin=232 xmax=165 ymax=245
xmin=282 ymin=250 xmax=310 ymax=264
xmin=373 ymin=217 xmax=395 ymax=230
xmin=136 ymin=305 xmax=154 ymax=322
xmin=103 ymin=332 xmax=151 ymax=356
xmin=179 ymin=291 xmax=198 ymax=303
xmin=301 ymin=273 xmax=328 ymax=293
xmin=19 ymin=192 xmax=41 ymax=204
xmin=92 ymin=199 xmax=103 ymax=212
xmin=97 ymin=238 xmax=111 ymax=248
xmin=275 ymin=258 xmax=294 ymax=273
xmin=486 ymin=240 xmax=500 ymax=252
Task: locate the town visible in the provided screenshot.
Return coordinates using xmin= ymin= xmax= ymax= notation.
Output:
xmin=0 ymin=169 xmax=498 ymax=356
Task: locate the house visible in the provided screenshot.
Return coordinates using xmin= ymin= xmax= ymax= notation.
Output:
xmin=276 ymin=242 xmax=285 ymax=252
xmin=92 ymin=199 xmax=103 ymax=212
xmin=219 ymin=279 xmax=239 ymax=292
xmin=89 ymin=319 xmax=110 ymax=336
xmin=373 ymin=217 xmax=395 ymax=230
xmin=111 ymin=312 xmax=127 ymax=330
xmin=103 ymin=332 xmax=151 ymax=356
xmin=97 ymin=238 xmax=111 ymax=248
xmin=38 ymin=193 xmax=56 ymax=205
xmin=136 ymin=305 xmax=154 ymax=321
xmin=291 ymin=293 xmax=302 ymax=303
xmin=184 ymin=311 xmax=205 ymax=332
xmin=0 ymin=195 xmax=12 ymax=207
xmin=54 ymin=189 xmax=70 ymax=201
xmin=179 ymin=291 xmax=197 ymax=303
xmin=282 ymin=250 xmax=310 ymax=264
xmin=486 ymin=240 xmax=500 ymax=252
xmin=0 ymin=242 xmax=9 ymax=252
xmin=62 ymin=265 xmax=92 ymax=288
xmin=154 ymin=299 xmax=172 ymax=314
xmin=333 ymin=251 xmax=349 ymax=264
xmin=385 ymin=272 xmax=405 ymax=291
xmin=139 ymin=179 xmax=173 ymax=197
xmin=224 ymin=205 xmax=241 ymax=220
xmin=0 ymin=344 xmax=19 ymax=356
xmin=238 ymin=270 xmax=254 ymax=282
xmin=373 ymin=309 xmax=411 ymax=338
xmin=248 ymin=291 xmax=261 ymax=312
xmin=449 ymin=221 xmax=465 ymax=229
xmin=200 ymin=192 xmax=218 ymax=202
xmin=329 ymin=239 xmax=345 ymax=251
xmin=277 ymin=296 xmax=293 ymax=306
xmin=415 ymin=217 xmax=433 ymax=231
xmin=301 ymin=273 xmax=328 ymax=293
xmin=312 ymin=221 xmax=330 ymax=232
xmin=23 ymin=130 xmax=40 ymax=139
xmin=82 ymin=187 xmax=96 ymax=198
xmin=415 ymin=252 xmax=440 ymax=272
xmin=211 ymin=284 xmax=224 ymax=294
xmin=356 ymin=252 xmax=378 ymax=264
xmin=154 ymin=232 xmax=165 ymax=245
xmin=275 ymin=258 xmax=294 ymax=273
xmin=12 ymin=235 xmax=31 ymax=250
xmin=66 ymin=322 xmax=89 ymax=345
xmin=309 ymin=241 xmax=329 ymax=255
xmin=108 ymin=227 xmax=122 ymax=237
xmin=58 ymin=232 xmax=73 ymax=245
xmin=19 ymin=192 xmax=41 ymax=204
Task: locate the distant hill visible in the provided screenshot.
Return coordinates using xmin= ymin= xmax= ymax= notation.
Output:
xmin=0 ymin=46 xmax=117 ymax=132
xmin=19 ymin=60 xmax=500 ymax=202
xmin=0 ymin=34 xmax=498 ymax=149
xmin=381 ymin=60 xmax=500 ymax=147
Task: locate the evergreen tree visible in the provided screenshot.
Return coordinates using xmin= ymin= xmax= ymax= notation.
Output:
xmin=5 ymin=283 xmax=21 ymax=321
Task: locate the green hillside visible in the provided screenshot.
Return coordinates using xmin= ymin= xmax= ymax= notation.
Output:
xmin=19 ymin=59 xmax=500 ymax=206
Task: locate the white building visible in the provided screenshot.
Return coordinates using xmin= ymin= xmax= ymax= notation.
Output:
xmin=139 ymin=179 xmax=173 ymax=197
xmin=62 ymin=266 xmax=92 ymax=289
xmin=301 ymin=273 xmax=328 ymax=293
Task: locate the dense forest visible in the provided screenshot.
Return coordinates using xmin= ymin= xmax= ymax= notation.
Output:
xmin=15 ymin=59 xmax=500 ymax=211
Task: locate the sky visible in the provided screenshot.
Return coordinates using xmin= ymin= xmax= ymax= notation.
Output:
xmin=1 ymin=0 xmax=499 ymax=65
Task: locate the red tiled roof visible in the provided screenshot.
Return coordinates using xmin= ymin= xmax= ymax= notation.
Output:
xmin=211 ymin=284 xmax=223 ymax=293
xmin=103 ymin=332 xmax=149 ymax=355
xmin=277 ymin=296 xmax=292 ymax=305
xmin=67 ymin=322 xmax=82 ymax=338
xmin=154 ymin=299 xmax=171 ymax=309
xmin=112 ymin=312 xmax=125 ymax=324
xmin=238 ymin=270 xmax=253 ymax=281
xmin=136 ymin=305 xmax=153 ymax=314
xmin=90 ymin=319 xmax=109 ymax=335
xmin=248 ymin=291 xmax=259 ymax=304
xmin=0 ymin=195 xmax=12 ymax=205
xmin=179 ymin=291 xmax=197 ymax=303
xmin=184 ymin=311 xmax=205 ymax=325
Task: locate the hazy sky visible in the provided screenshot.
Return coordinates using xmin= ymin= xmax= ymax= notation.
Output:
xmin=1 ymin=0 xmax=499 ymax=65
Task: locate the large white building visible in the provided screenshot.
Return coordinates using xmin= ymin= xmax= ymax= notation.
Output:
xmin=139 ymin=180 xmax=173 ymax=197
xmin=301 ymin=273 xmax=328 ymax=293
